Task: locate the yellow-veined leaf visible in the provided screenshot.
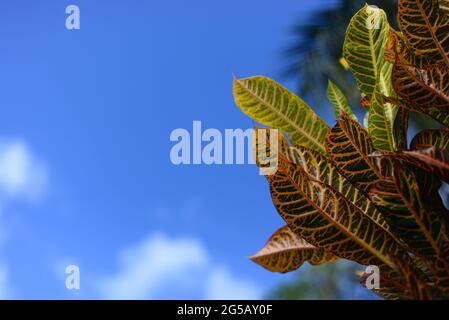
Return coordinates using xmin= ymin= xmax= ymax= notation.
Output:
xmin=370 ymin=164 xmax=449 ymax=292
xmin=398 ymin=0 xmax=449 ymax=67
xmin=233 ymin=76 xmax=329 ymax=153
xmin=325 ymin=112 xmax=382 ymax=191
xmin=368 ymin=89 xmax=397 ymax=151
xmin=411 ymin=128 xmax=449 ymax=150
xmin=267 ymin=153 xmax=409 ymax=277
xmin=327 ymin=80 xmax=357 ymax=121
xmin=392 ymin=62 xmax=449 ymax=110
xmin=250 ymin=225 xmax=337 ymax=273
xmin=343 ymin=4 xmax=392 ymax=99
xmin=253 ymin=132 xmax=399 ymax=242
xmin=377 ymin=146 xmax=449 ymax=184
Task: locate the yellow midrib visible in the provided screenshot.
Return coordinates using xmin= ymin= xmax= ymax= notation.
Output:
xmin=236 ymin=79 xmax=327 ymax=153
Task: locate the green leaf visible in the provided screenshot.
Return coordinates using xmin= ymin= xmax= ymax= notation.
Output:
xmin=368 ymin=89 xmax=397 ymax=151
xmin=343 ymin=4 xmax=398 ymax=150
xmin=343 ymin=4 xmax=392 ymax=99
xmin=393 ymin=107 xmax=409 ymax=151
xmin=250 ymin=225 xmax=337 ymax=273
xmin=233 ymin=76 xmax=329 ymax=153
xmin=326 ymin=80 xmax=357 ymax=121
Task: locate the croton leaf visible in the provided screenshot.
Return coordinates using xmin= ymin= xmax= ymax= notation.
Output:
xmin=393 ymin=107 xmax=409 ymax=151
xmin=253 ymin=127 xmax=396 ymax=236
xmin=392 ymin=62 xmax=449 ymax=110
xmin=368 ymin=89 xmax=397 ymax=151
xmin=233 ymin=76 xmax=329 ymax=153
xmin=325 ymin=112 xmax=382 ymax=191
xmin=359 ymin=263 xmax=436 ymax=300
xmin=285 ymin=145 xmax=396 ymax=238
xmin=378 ymin=146 xmax=449 ymax=184
xmin=398 ymin=0 xmax=449 ymax=67
xmin=326 ymin=80 xmax=357 ymax=121
xmin=441 ymin=0 xmax=449 ymax=14
xmin=343 ymin=4 xmax=392 ymax=99
xmin=250 ymin=225 xmax=337 ymax=273
xmin=389 ymin=255 xmax=442 ymax=299
xmin=371 ymin=162 xmax=449 ymax=293
xmin=411 ymin=128 xmax=449 ymax=150
xmin=424 ymin=106 xmax=449 ymax=127
xmin=267 ymin=153 xmax=409 ymax=277
xmin=370 ymin=164 xmax=449 ymax=264
xmin=385 ymin=28 xmax=428 ymax=68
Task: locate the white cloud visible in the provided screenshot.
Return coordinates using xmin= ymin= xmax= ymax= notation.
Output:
xmin=0 ymin=138 xmax=49 ymax=299
xmin=97 ymin=233 xmax=261 ymax=300
xmin=205 ymin=267 xmax=261 ymax=300
xmin=98 ymin=233 xmax=209 ymax=299
xmin=0 ymin=139 xmax=49 ymax=202
xmin=0 ymin=263 xmax=11 ymax=299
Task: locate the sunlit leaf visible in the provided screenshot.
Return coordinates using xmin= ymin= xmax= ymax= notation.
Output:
xmin=368 ymin=89 xmax=397 ymax=151
xmin=250 ymin=225 xmax=337 ymax=273
xmin=327 ymin=80 xmax=357 ymax=121
xmin=267 ymin=154 xmax=409 ymax=277
xmin=233 ymin=76 xmax=329 ymax=153
xmin=343 ymin=4 xmax=392 ymax=98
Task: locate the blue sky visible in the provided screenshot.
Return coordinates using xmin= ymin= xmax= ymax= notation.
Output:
xmin=0 ymin=0 xmax=353 ymax=299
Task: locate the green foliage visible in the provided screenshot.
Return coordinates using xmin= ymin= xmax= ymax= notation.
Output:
xmin=233 ymin=1 xmax=449 ymax=299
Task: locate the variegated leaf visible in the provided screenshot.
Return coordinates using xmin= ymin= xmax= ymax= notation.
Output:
xmin=250 ymin=225 xmax=337 ymax=273
xmin=254 ymin=128 xmax=399 ymax=240
xmin=411 ymin=128 xmax=449 ymax=150
xmin=343 ymin=4 xmax=392 ymax=98
xmin=285 ymin=146 xmax=396 ymax=238
xmin=371 ymin=163 xmax=449 ymax=260
xmin=268 ymin=154 xmax=409 ymax=277
xmin=398 ymin=0 xmax=449 ymax=67
xmin=325 ymin=112 xmax=382 ymax=191
xmin=368 ymin=89 xmax=397 ymax=151
xmin=392 ymin=62 xmax=449 ymax=110
xmin=378 ymin=146 xmax=449 ymax=184
xmin=327 ymin=80 xmax=357 ymax=121
xmin=233 ymin=76 xmax=329 ymax=153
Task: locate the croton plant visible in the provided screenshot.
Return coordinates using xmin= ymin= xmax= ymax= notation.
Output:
xmin=233 ymin=0 xmax=449 ymax=299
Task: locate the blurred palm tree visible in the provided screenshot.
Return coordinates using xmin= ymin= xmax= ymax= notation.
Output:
xmin=266 ymin=261 xmax=378 ymax=300
xmin=284 ymin=0 xmax=397 ymax=118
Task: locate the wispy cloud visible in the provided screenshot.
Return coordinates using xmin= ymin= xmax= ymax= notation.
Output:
xmin=0 ymin=139 xmax=49 ymax=203
xmin=97 ymin=232 xmax=262 ymax=300
xmin=0 ymin=138 xmax=49 ymax=299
